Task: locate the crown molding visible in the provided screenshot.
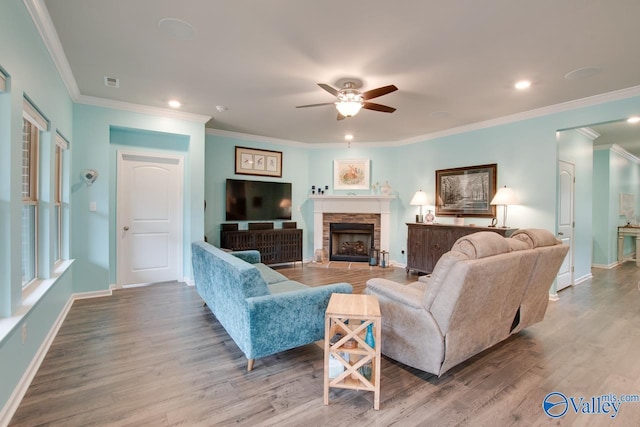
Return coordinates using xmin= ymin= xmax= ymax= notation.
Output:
xmin=205 ymin=128 xmax=309 ymax=147
xmin=23 ymin=0 xmax=80 ymax=100
xmin=575 ymin=127 xmax=600 ymax=140
xmin=594 ymin=143 xmax=640 ymax=164
xmin=398 ymin=85 xmax=640 ymax=146
xmin=611 ymin=143 xmax=640 ymax=163
xmin=77 ymin=95 xmax=211 ymax=123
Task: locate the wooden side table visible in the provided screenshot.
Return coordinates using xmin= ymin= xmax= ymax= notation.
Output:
xmin=323 ymin=293 xmax=381 ymax=410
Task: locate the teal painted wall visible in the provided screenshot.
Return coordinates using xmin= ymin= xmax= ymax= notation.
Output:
xmin=592 ymin=148 xmax=640 ymax=266
xmin=0 ymin=0 xmax=74 ymax=415
xmin=72 ymin=105 xmax=206 ymax=291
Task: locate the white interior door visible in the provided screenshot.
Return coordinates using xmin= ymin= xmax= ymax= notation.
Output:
xmin=556 ymin=160 xmax=574 ymax=291
xmin=117 ymin=151 xmax=183 ymax=286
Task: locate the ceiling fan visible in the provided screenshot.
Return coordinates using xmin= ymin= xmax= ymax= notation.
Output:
xmin=296 ymin=81 xmax=398 ymax=120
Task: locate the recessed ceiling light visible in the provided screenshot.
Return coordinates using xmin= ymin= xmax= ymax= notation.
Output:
xmin=514 ymin=80 xmax=531 ymax=90
xmin=628 ymin=116 xmax=640 ymax=124
xmin=345 ymin=134 xmax=354 ymax=141
xmin=564 ymin=66 xmax=600 ymax=80
xmin=168 ymin=100 xmax=181 ymax=108
xmin=216 ymin=105 xmax=228 ymax=112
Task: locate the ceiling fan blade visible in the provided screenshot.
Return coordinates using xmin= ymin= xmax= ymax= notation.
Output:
xmin=362 ymin=102 xmax=396 ymax=113
xmin=337 ymin=112 xmax=346 ymax=120
xmin=296 ymin=102 xmax=335 ymax=108
xmin=318 ymin=83 xmax=339 ymax=96
xmin=362 ymin=84 xmax=398 ymax=100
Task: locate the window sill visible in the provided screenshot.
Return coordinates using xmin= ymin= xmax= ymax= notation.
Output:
xmin=0 ymin=259 xmax=74 ymax=344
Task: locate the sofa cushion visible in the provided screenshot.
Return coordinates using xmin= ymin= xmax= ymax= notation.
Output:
xmin=254 ymin=263 xmax=289 ymax=284
xmin=268 ymin=280 xmax=308 ymax=294
xmin=451 ymin=231 xmax=511 ymax=259
xmin=511 ymin=228 xmax=560 ymax=248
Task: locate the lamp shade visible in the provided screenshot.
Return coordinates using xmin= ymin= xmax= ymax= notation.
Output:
xmin=490 ymin=186 xmax=519 ymax=205
xmin=335 ymin=101 xmax=363 ymax=117
xmin=410 ymin=190 xmax=429 ymax=206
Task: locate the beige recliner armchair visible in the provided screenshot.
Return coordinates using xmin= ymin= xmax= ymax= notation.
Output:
xmin=364 ymin=229 xmax=568 ymax=376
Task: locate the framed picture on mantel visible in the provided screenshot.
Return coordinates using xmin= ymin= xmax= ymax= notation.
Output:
xmin=435 ymin=163 xmax=497 ymax=217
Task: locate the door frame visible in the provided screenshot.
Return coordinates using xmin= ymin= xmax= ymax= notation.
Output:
xmin=555 ymin=159 xmax=575 ymax=295
xmin=116 ymin=150 xmax=184 ymax=288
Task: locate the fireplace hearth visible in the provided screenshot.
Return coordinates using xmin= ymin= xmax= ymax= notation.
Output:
xmin=329 ymin=223 xmax=374 ymax=262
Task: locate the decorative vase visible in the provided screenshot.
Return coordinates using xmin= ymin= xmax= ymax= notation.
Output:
xmin=381 ymin=181 xmax=392 ymax=195
xmin=365 ymin=323 xmax=375 ymax=349
xmin=359 ymin=323 xmax=375 ymax=381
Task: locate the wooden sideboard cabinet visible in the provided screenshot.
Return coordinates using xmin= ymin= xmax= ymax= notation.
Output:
xmin=406 ymin=223 xmax=517 ymax=274
xmin=220 ymin=228 xmax=303 ymax=265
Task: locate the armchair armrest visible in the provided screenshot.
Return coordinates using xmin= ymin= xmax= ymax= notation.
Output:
xmin=365 ymin=278 xmax=424 ymax=309
xmin=230 ymin=250 xmax=261 ymax=264
xmin=245 ymin=283 xmax=352 ymax=359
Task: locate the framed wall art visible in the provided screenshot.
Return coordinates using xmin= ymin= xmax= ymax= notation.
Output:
xmin=333 ymin=158 xmax=370 ymax=190
xmin=235 ymin=146 xmax=282 ymax=177
xmin=435 ymin=163 xmax=497 ymax=217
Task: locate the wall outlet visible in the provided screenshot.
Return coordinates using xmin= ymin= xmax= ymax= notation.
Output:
xmin=89 ymin=201 xmax=97 ymax=212
xmin=22 ymin=323 xmax=27 ymax=344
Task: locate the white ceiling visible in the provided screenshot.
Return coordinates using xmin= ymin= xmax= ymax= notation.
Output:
xmin=39 ymin=0 xmax=640 ymax=144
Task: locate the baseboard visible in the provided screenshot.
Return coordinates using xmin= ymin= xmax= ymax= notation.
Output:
xmin=592 ymin=262 xmax=619 ymax=269
xmin=0 ymin=295 xmax=74 ymax=427
xmin=72 ymin=289 xmax=113 ymax=300
xmin=0 ymin=289 xmax=112 ymax=426
xmin=574 ymin=273 xmax=593 ymax=285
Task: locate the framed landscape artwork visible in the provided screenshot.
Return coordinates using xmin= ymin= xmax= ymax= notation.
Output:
xmin=333 ymin=159 xmax=370 ymax=190
xmin=435 ymin=163 xmax=497 ymax=217
xmin=235 ymin=146 xmax=282 ymax=177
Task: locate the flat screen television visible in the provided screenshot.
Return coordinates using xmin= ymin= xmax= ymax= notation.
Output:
xmin=226 ymin=179 xmax=292 ymax=221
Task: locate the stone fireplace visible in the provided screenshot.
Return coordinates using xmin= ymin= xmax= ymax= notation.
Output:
xmin=310 ymin=195 xmax=394 ymax=262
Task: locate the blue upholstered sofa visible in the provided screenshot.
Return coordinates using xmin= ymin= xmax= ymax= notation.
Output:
xmin=191 ymin=241 xmax=352 ymax=371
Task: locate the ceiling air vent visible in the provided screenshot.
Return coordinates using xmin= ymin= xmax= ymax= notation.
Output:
xmin=104 ymin=76 xmax=119 ymax=88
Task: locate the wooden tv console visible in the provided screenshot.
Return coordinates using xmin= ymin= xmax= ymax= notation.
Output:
xmin=220 ymin=227 xmax=303 ymax=265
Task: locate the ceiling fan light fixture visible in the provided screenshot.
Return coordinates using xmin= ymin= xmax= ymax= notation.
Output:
xmin=335 ymin=100 xmax=362 ymax=117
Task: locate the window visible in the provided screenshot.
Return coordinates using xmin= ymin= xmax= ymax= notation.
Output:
xmin=53 ymin=132 xmax=68 ymax=263
xmin=21 ymin=97 xmax=48 ymax=287
xmin=21 ymin=117 xmax=38 ymax=286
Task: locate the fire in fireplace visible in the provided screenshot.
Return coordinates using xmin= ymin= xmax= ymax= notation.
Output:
xmin=329 ymin=223 xmax=374 ymax=262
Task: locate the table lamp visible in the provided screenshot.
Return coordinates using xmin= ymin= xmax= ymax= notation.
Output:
xmin=410 ymin=190 xmax=429 ymax=223
xmin=490 ymin=186 xmax=519 ymax=228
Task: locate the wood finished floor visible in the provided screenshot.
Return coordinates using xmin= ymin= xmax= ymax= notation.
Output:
xmin=9 ymin=263 xmax=640 ymax=426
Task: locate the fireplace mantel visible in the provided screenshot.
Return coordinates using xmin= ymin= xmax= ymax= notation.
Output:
xmin=310 ymin=195 xmax=395 ymax=256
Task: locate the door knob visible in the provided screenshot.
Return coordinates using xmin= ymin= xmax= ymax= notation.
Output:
xmin=123 ymin=226 xmax=130 ymax=231
xmin=558 ymin=232 xmax=564 ymax=236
